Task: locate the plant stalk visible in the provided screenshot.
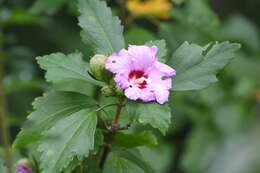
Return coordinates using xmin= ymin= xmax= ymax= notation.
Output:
xmin=118 ymin=0 xmax=127 ymax=26
xmin=99 ymin=98 xmax=124 ymax=169
xmin=0 ymin=67 xmax=13 ymax=173
xmin=0 ymin=23 xmax=13 ymax=173
xmin=111 ymin=98 xmax=124 ymax=126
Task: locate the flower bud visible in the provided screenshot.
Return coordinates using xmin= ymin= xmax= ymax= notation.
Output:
xmin=17 ymin=165 xmax=33 ymax=173
xmin=101 ymin=85 xmax=115 ymax=97
xmin=17 ymin=158 xmax=33 ymax=173
xmin=115 ymin=86 xmax=124 ymax=96
xmin=17 ymin=158 xmax=30 ymax=167
xmin=89 ymin=54 xmax=112 ymax=82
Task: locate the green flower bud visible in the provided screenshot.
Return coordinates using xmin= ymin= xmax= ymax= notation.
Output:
xmin=89 ymin=54 xmax=112 ymax=82
xmin=101 ymin=85 xmax=115 ymax=97
xmin=17 ymin=158 xmax=30 ymax=167
xmin=115 ymin=86 xmax=124 ymax=96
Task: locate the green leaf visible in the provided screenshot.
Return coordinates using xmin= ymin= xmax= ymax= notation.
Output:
xmin=171 ymin=0 xmax=185 ymax=5
xmin=126 ymin=102 xmax=171 ymax=135
xmin=53 ymin=79 xmax=95 ymax=96
xmin=125 ymin=27 xmax=157 ymax=45
xmin=7 ymin=9 xmax=41 ymax=25
xmin=0 ymin=157 xmax=4 ymax=173
xmin=158 ymin=22 xmax=209 ymax=52
xmin=30 ymin=0 xmax=70 ymax=15
xmin=5 ymin=79 xmax=45 ymax=94
xmin=145 ymin=40 xmax=167 ymax=62
xmin=172 ymin=0 xmax=220 ymax=39
xmin=85 ymin=155 xmax=102 ymax=173
xmin=221 ymin=14 xmax=260 ymax=53
xmin=93 ymin=130 xmax=104 ymax=152
xmin=104 ymin=149 xmax=156 ymax=173
xmin=36 ymin=52 xmax=104 ymax=89
xmin=38 ymin=110 xmax=97 ymax=173
xmin=13 ymin=91 xmax=97 ymax=148
xmin=104 ymin=155 xmax=144 ymax=173
xmin=113 ymin=131 xmax=158 ymax=148
xmin=170 ymin=41 xmax=240 ymax=91
xmin=78 ymin=0 xmax=125 ymax=55
xmin=182 ymin=128 xmax=219 ymax=173
xmin=116 ymin=149 xmax=157 ymax=173
xmin=63 ymin=157 xmax=82 ymax=173
xmin=138 ymin=144 xmax=173 ymax=172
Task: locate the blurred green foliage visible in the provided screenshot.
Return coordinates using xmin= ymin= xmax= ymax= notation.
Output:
xmin=0 ymin=0 xmax=260 ymax=172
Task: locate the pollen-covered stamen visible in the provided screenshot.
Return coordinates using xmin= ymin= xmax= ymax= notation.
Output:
xmin=128 ymin=70 xmax=151 ymax=89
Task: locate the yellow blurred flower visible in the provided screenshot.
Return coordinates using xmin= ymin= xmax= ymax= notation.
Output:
xmin=126 ymin=0 xmax=172 ymax=19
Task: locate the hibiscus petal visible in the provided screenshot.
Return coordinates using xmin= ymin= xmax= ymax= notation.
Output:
xmin=155 ymin=61 xmax=176 ymax=77
xmin=106 ymin=45 xmax=176 ymax=104
xmin=114 ymin=73 xmax=130 ymax=89
xmin=149 ymin=67 xmax=172 ymax=89
xmin=125 ymin=86 xmax=142 ymax=100
xmin=153 ymin=85 xmax=170 ymax=104
xmin=105 ymin=49 xmax=130 ymax=73
xmin=128 ymin=45 xmax=157 ymax=71
xmin=139 ymin=88 xmax=155 ymax=102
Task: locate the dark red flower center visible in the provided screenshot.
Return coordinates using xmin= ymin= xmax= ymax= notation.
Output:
xmin=128 ymin=70 xmax=149 ymax=89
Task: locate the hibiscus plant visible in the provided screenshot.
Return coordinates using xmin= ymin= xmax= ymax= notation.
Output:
xmin=12 ymin=0 xmax=240 ymax=172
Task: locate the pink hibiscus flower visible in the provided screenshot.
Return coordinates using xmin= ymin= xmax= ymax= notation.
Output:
xmin=105 ymin=45 xmax=176 ymax=104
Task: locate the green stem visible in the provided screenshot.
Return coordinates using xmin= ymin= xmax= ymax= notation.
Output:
xmin=111 ymin=98 xmax=124 ymax=126
xmin=0 ymin=22 xmax=13 ymax=173
xmin=99 ymin=98 xmax=125 ymax=169
xmin=97 ymin=103 xmax=118 ymax=129
xmin=118 ymin=0 xmax=127 ymax=26
xmin=0 ymin=60 xmax=13 ymax=173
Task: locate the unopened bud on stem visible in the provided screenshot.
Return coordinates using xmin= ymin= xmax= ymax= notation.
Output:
xmin=89 ymin=54 xmax=112 ymax=82
xmin=101 ymin=85 xmax=124 ymax=97
xmin=101 ymin=85 xmax=115 ymax=97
